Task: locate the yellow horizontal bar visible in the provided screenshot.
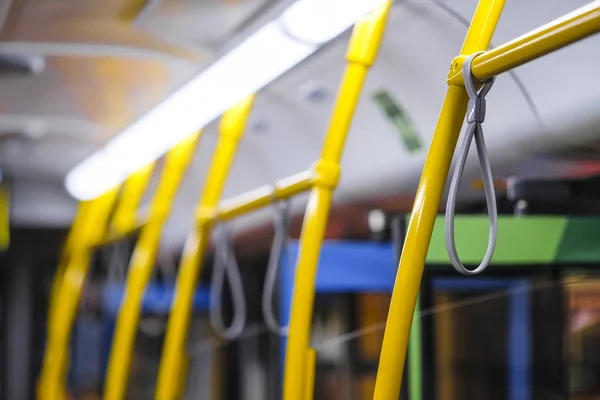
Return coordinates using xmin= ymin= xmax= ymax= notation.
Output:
xmin=216 ymin=169 xmax=314 ymax=221
xmin=448 ymin=1 xmax=600 ymax=86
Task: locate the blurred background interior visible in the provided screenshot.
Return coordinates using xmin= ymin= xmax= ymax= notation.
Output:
xmin=1 ymin=0 xmax=600 ymax=399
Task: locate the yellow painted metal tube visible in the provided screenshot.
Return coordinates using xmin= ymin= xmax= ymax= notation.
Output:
xmin=38 ymin=187 xmax=120 ymax=400
xmin=283 ymin=4 xmax=392 ymax=400
xmin=284 ymin=186 xmax=334 ymax=400
xmin=41 ymin=246 xmax=94 ymax=400
xmin=111 ymin=161 xmax=155 ymax=236
xmin=216 ymin=169 xmax=314 ymax=221
xmin=0 ymin=184 xmax=9 ymax=250
xmin=103 ymin=131 xmax=200 ymax=400
xmin=447 ymin=1 xmax=600 ymax=86
xmin=47 ymin=202 xmax=91 ymax=325
xmin=155 ymin=95 xmax=255 ymax=400
xmin=99 ymin=220 xmax=147 ymax=246
xmin=372 ymin=1 xmax=505 ymax=399
xmin=43 ymin=161 xmax=156 ymax=399
xmin=304 ymin=349 xmax=317 ymax=400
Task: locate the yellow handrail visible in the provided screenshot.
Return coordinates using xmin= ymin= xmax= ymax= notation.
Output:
xmin=372 ymin=1 xmax=505 ymax=397
xmin=47 ymin=202 xmax=91 ymax=327
xmin=39 ymin=1 xmax=600 ymax=399
xmin=38 ymin=187 xmax=121 ymax=400
xmin=103 ymin=131 xmax=201 ymax=400
xmin=304 ymin=348 xmax=317 ymax=400
xmin=155 ymin=95 xmax=255 ymax=399
xmin=40 ymin=162 xmax=157 ymax=399
xmin=0 ymin=183 xmax=10 ymax=251
xmin=152 ymin=5 xmax=391 ymax=399
xmin=216 ymin=170 xmax=314 ymax=221
xmin=447 ymin=1 xmax=600 ymax=86
xmin=111 ymin=161 xmax=155 ymax=236
xmin=374 ymin=1 xmax=600 ymax=399
xmin=283 ymin=4 xmax=391 ymax=399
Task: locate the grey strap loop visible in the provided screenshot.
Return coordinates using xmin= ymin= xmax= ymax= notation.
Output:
xmin=209 ymin=225 xmax=247 ymax=340
xmin=445 ymin=52 xmax=498 ymax=276
xmin=262 ymin=200 xmax=291 ymax=335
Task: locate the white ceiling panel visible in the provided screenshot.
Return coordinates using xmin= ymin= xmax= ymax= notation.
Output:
xmin=2 ymin=0 xmax=600 ymax=252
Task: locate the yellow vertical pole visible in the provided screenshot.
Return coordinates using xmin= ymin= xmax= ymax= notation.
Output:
xmin=103 ymin=131 xmax=201 ymax=400
xmin=304 ymin=349 xmax=317 ymax=400
xmin=282 ymin=4 xmax=391 ymax=399
xmin=48 ymin=163 xmax=155 ymax=324
xmin=111 ymin=161 xmax=155 ymax=235
xmin=38 ymin=187 xmax=120 ymax=400
xmin=155 ymin=95 xmax=255 ymax=399
xmin=372 ymin=1 xmax=505 ymax=399
xmin=47 ymin=202 xmax=91 ymax=326
xmin=0 ymin=183 xmax=9 ymax=251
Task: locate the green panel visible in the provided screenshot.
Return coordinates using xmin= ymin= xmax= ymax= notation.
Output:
xmin=555 ymin=218 xmax=600 ymax=263
xmin=408 ymin=295 xmax=423 ymax=400
xmin=426 ymin=216 xmax=568 ymax=264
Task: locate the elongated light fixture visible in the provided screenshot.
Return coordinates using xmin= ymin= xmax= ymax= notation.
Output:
xmin=66 ymin=0 xmax=387 ymax=200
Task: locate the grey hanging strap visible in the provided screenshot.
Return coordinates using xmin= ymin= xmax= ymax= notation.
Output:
xmin=209 ymin=224 xmax=247 ymax=340
xmin=445 ymin=52 xmax=498 ymax=276
xmin=262 ymin=200 xmax=291 ymax=335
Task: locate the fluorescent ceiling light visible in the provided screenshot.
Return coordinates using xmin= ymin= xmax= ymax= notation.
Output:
xmin=280 ymin=0 xmax=386 ymax=44
xmin=66 ymin=0 xmax=387 ymax=200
